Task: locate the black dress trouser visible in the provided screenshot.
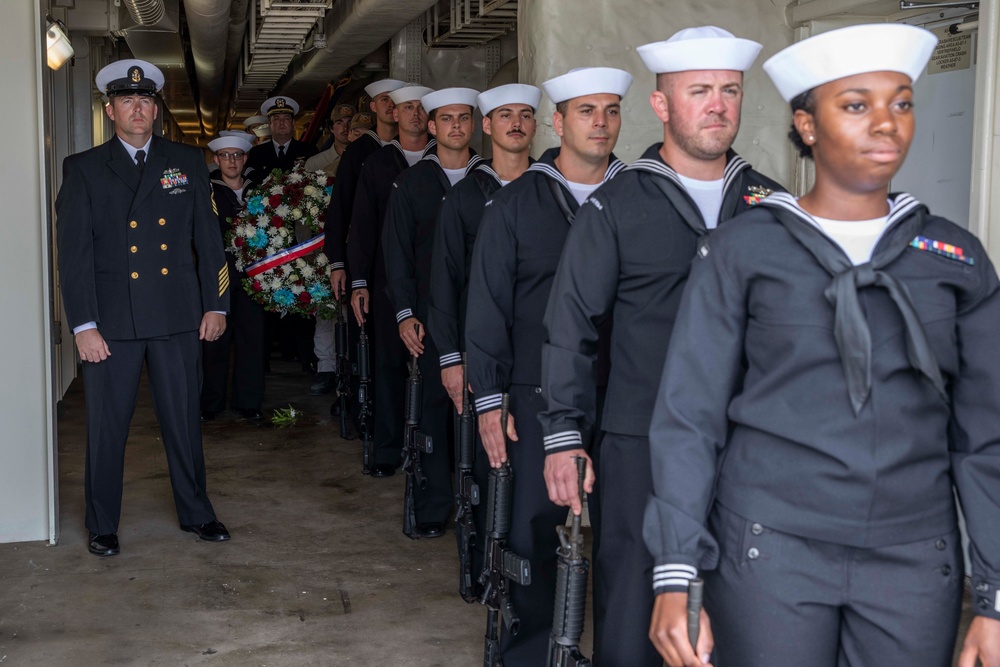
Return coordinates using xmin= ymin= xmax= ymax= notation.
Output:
xmin=82 ymin=331 xmax=217 ymax=535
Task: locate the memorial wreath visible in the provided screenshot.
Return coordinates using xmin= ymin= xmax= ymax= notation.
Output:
xmin=227 ymin=167 xmax=337 ymax=318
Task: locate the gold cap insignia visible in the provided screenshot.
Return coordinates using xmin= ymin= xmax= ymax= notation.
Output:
xmin=129 ymin=66 xmax=143 ymax=83
xmin=275 ymin=98 xmax=286 ymax=108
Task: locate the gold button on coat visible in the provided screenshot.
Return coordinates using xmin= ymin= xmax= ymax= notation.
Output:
xmin=130 ymin=272 xmax=139 ymax=279
xmin=130 ymin=246 xmax=138 ymax=253
xmin=129 ymin=221 xmax=137 ymax=228
xmin=161 ymin=268 xmax=168 ymax=275
xmin=160 ymin=244 xmax=168 ymax=250
xmin=158 ymin=218 xmax=166 ymax=226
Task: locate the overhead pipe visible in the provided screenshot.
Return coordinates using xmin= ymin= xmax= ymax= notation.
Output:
xmin=184 ymin=0 xmax=234 ymax=136
xmin=123 ymin=0 xmax=166 ymax=25
xmin=214 ymin=0 xmax=251 ymax=131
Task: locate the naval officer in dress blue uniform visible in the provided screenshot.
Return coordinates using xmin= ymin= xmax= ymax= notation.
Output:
xmin=56 ymin=59 xmax=231 ymax=557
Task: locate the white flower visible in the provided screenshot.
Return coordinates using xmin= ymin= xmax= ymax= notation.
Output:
xmin=270 ymin=277 xmax=283 ymax=291
xmin=315 ymin=253 xmax=329 ymax=267
xmin=301 ymin=266 xmax=315 ymax=278
xmin=288 ymin=274 xmax=299 ymax=283
xmin=291 ymin=208 xmax=303 ymax=220
xmin=268 ymin=227 xmax=279 ymax=237
xmin=287 ymin=172 xmax=304 ymax=183
xmin=303 ymin=185 xmax=318 ymax=197
xmin=309 ymin=206 xmax=319 ymax=217
xmin=280 ymin=264 xmax=292 ymax=276
xmin=295 ymin=258 xmax=307 ymax=269
xmin=270 ymin=185 xmax=283 ymax=196
xmin=257 ymin=214 xmax=269 ymax=227
xmin=278 ymin=227 xmax=289 ymax=238
xmin=290 ymin=284 xmax=304 ymax=294
xmin=275 ymin=204 xmax=291 ymax=218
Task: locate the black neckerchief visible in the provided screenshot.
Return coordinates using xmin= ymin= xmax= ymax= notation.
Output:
xmin=760 ymin=192 xmax=946 ymax=415
xmin=526 ymin=147 xmax=624 ymax=224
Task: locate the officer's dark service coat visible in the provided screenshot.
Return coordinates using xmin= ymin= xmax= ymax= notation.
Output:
xmin=643 ymin=192 xmax=1000 ymax=621
xmin=427 ymin=160 xmax=518 ymax=369
xmin=57 ymin=135 xmax=229 ymax=338
xmin=465 ymin=148 xmax=624 ymax=414
xmin=245 ymin=138 xmax=317 ymax=179
xmin=322 ymin=130 xmax=386 ymax=271
xmin=539 ymin=145 xmax=784 ymax=453
xmin=383 ymin=147 xmax=480 ymax=327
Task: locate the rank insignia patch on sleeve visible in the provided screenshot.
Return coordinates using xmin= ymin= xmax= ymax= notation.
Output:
xmin=743 ymin=185 xmax=774 ymax=206
xmin=909 ymin=236 xmax=975 ymax=265
xmin=218 ymin=264 xmax=230 ymax=296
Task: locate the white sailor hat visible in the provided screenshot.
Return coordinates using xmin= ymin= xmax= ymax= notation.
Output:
xmin=364 ymin=79 xmax=406 ymax=98
xmin=542 ymin=67 xmax=633 ymax=104
xmin=96 ymin=59 xmax=164 ymax=97
xmin=208 ymin=135 xmax=252 ymax=154
xmin=242 ymin=115 xmax=268 ymax=128
xmin=763 ymin=23 xmax=938 ymax=102
xmin=637 ymin=26 xmax=762 ymax=74
xmin=219 ymin=130 xmax=256 ymax=144
xmin=261 ymin=96 xmax=300 ymax=117
xmin=477 ymin=84 xmax=543 ymax=116
xmin=421 ymin=87 xmax=480 ymax=113
xmin=389 ymin=85 xmax=435 ymax=105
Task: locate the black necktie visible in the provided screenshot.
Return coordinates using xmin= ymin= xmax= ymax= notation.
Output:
xmin=277 ymin=145 xmax=286 ymax=161
xmin=135 ymin=149 xmax=146 ymax=172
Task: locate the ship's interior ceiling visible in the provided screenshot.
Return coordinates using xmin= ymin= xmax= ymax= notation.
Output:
xmin=55 ymin=0 xmax=518 ymax=139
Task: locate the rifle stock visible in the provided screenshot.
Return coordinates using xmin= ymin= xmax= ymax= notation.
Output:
xmin=479 ymin=394 xmax=531 ymax=666
xmin=546 ymin=456 xmax=592 ymax=667
xmin=334 ymin=294 xmax=353 ymax=440
xmin=357 ymin=297 xmax=374 ymax=475
xmin=402 ymin=323 xmax=432 ymax=539
xmin=456 ymin=357 xmax=480 ymax=602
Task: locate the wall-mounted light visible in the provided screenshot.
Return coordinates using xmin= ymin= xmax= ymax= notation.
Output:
xmin=46 ymin=18 xmax=74 ymax=71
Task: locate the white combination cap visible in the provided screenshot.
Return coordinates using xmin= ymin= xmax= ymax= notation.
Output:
xmin=421 ymin=87 xmax=480 ymax=113
xmin=542 ymin=67 xmax=633 ymax=104
xmin=477 ymin=84 xmax=543 ymax=115
xmin=96 ymin=59 xmax=164 ymax=97
xmin=208 ymin=135 xmax=253 ymax=154
xmin=763 ymin=23 xmax=938 ymax=102
xmin=637 ymin=26 xmax=762 ymax=74
xmin=261 ymin=96 xmax=300 ymax=116
xmin=389 ymin=85 xmax=435 ymax=105
xmin=364 ymin=79 xmax=406 ymax=98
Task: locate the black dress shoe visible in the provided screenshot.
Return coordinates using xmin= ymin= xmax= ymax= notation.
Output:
xmin=416 ymin=522 xmax=445 ymax=538
xmin=310 ymin=372 xmax=335 ymax=395
xmin=180 ymin=520 xmax=231 ymax=542
xmin=370 ymin=464 xmax=396 ymax=478
xmin=234 ymin=407 xmax=264 ymax=421
xmin=200 ymin=410 xmax=220 ymax=422
xmin=88 ymin=532 xmax=120 ymax=557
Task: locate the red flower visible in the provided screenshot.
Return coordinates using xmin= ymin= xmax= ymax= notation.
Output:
xmin=297 ymin=291 xmax=311 ymax=303
xmin=234 ymin=237 xmax=245 ymax=247
xmin=269 ymin=194 xmax=282 ymax=208
xmin=251 ymin=280 xmax=263 ymax=292
xmin=271 ymin=215 xmax=283 ymax=228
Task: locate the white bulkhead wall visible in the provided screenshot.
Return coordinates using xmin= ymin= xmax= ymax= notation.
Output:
xmin=518 ymin=0 xmax=797 ymax=187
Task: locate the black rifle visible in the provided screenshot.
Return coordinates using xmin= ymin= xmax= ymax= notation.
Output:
xmin=402 ymin=323 xmax=433 ymax=538
xmin=333 ymin=294 xmax=353 ymax=440
xmin=357 ymin=297 xmax=374 ymax=475
xmin=546 ymin=456 xmax=592 ymax=667
xmin=479 ymin=394 xmax=531 ymax=667
xmin=455 ymin=356 xmax=480 ymax=602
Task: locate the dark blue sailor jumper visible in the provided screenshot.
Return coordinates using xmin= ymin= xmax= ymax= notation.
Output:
xmin=466 ymin=147 xmax=624 ymax=666
xmin=348 ymin=138 xmax=436 ymax=467
xmin=428 ymin=159 xmax=521 ymax=584
xmin=539 ymin=144 xmax=784 ymax=667
xmin=382 ymin=147 xmax=479 ymax=527
xmin=644 ymin=192 xmax=1000 ymax=667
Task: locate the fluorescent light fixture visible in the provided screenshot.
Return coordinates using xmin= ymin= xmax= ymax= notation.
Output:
xmin=46 ymin=19 xmax=74 ymax=70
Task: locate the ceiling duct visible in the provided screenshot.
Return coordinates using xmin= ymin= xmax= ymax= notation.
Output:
xmin=185 ymin=0 xmax=236 ymax=136
xmin=264 ymin=0 xmax=440 ymax=114
xmin=424 ymin=0 xmax=517 ymax=48
xmin=123 ymin=0 xmax=166 ymax=25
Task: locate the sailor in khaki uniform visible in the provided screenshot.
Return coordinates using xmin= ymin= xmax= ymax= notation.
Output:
xmin=56 ymin=59 xmax=231 ymax=557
